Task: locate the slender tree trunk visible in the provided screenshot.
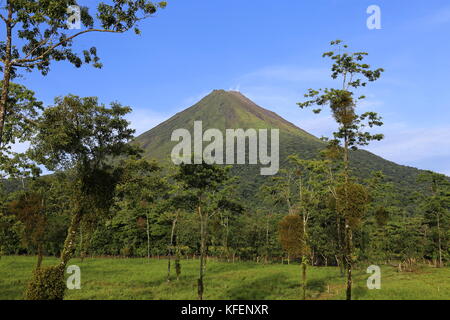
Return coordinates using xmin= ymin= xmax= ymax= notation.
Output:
xmin=79 ymin=226 xmax=85 ymax=263
xmin=0 ymin=3 xmax=13 ymax=144
xmin=336 ymin=213 xmax=344 ymax=276
xmin=60 ymin=210 xmax=83 ymax=268
xmin=198 ymin=204 xmax=206 ymax=300
xmin=175 ymin=247 xmax=181 ymax=280
xmin=302 ymin=212 xmax=308 ymax=300
xmin=167 ymin=214 xmax=178 ymax=281
xmin=301 ymin=255 xmax=307 ymax=300
xmin=437 ymin=214 xmax=442 ymax=268
xmin=225 ymin=217 xmax=229 ymax=262
xmin=343 ymin=133 xmax=353 ymax=300
xmin=345 ymin=221 xmax=353 ymax=301
xmin=146 ymin=212 xmax=150 ymax=262
xmin=36 ymin=243 xmax=43 ymax=269
xmin=265 ymin=216 xmax=269 ymax=264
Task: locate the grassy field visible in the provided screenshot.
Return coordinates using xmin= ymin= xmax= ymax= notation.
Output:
xmin=0 ymin=256 xmax=449 ymax=300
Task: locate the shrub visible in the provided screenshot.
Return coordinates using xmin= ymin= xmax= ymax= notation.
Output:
xmin=25 ymin=265 xmax=66 ymax=300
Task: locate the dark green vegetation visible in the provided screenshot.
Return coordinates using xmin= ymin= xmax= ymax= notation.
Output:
xmin=1 ymin=256 xmax=449 ymax=300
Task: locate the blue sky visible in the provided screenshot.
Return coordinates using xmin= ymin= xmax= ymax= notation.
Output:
xmin=13 ymin=0 xmax=450 ymax=175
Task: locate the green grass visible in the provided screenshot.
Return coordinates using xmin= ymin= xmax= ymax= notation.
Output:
xmin=0 ymin=256 xmax=449 ymax=300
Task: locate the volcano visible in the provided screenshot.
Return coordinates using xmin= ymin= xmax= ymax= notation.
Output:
xmin=134 ymin=90 xmax=423 ymax=208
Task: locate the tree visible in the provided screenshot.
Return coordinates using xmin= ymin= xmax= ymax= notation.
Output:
xmin=297 ymin=40 xmax=384 ymax=300
xmin=278 ymin=214 xmax=307 ymax=298
xmin=28 ymin=94 xmax=138 ymax=299
xmin=288 ymin=156 xmax=329 ymax=299
xmin=363 ymin=171 xmax=396 ymax=263
xmin=175 ymin=160 xmax=229 ymax=300
xmin=162 ymin=169 xmax=197 ymax=282
xmin=0 ymin=82 xmax=42 ymax=178
xmin=418 ymin=171 xmax=450 ymax=268
xmin=115 ymin=157 xmax=168 ymax=261
xmin=0 ymin=0 xmax=167 ymax=144
xmin=318 ymin=141 xmax=347 ymax=272
xmin=8 ymin=192 xmax=47 ymax=268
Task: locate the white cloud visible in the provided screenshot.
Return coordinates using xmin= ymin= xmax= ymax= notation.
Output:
xmin=425 ymin=6 xmax=450 ymax=25
xmin=235 ymin=64 xmax=450 ymax=176
xmin=366 ymin=123 xmax=450 ymax=175
xmin=296 ymin=115 xmax=336 ymax=138
xmin=126 ymin=107 xmax=171 ymax=136
xmin=239 ymin=65 xmax=329 ymax=84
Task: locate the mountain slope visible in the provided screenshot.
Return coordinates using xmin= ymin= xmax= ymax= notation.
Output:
xmin=135 ymin=89 xmax=321 ymax=159
xmin=134 ymin=90 xmax=424 ymax=209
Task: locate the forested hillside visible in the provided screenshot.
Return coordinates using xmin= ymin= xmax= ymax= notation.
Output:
xmin=134 ymin=89 xmax=426 ymax=213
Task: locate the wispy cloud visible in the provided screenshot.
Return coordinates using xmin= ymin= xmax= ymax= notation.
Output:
xmin=126 ymin=107 xmax=171 ymax=136
xmin=239 ymin=65 xmax=329 ymax=84
xmin=235 ymin=62 xmax=450 ymax=176
xmin=366 ymin=123 xmax=450 ymax=175
xmin=425 ymin=6 xmax=450 ymax=25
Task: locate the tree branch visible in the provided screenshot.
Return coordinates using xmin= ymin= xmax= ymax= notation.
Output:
xmin=13 ymin=28 xmax=124 ymax=65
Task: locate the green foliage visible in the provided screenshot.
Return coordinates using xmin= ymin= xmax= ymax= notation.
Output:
xmin=297 ymin=40 xmax=386 ymax=299
xmin=336 ymin=183 xmax=369 ymax=230
xmin=23 ymin=94 xmax=139 ymax=298
xmin=0 ymin=82 xmax=42 ymax=178
xmin=31 ymin=95 xmax=138 ymax=171
xmin=175 ymin=161 xmax=229 ymax=195
xmin=298 ymin=40 xmax=384 ymax=153
xmin=7 ymin=192 xmax=47 ymax=256
xmin=30 ymin=94 xmax=139 ymax=224
xmin=0 ymin=0 xmax=167 ymax=77
xmin=0 ymin=0 xmax=167 ymax=163
xmin=278 ymin=215 xmax=306 ymax=259
xmin=25 ymin=265 xmax=65 ymax=300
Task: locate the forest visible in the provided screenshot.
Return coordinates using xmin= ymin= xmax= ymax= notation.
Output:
xmin=0 ymin=1 xmax=449 ymax=301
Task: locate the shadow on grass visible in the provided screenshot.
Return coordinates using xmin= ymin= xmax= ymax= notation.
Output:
xmin=206 ymin=262 xmax=259 ymax=274
xmin=224 ymin=273 xmax=296 ymax=300
xmin=306 ymin=278 xmax=327 ymax=293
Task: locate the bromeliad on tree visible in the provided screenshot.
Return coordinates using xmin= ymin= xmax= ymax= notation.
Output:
xmin=297 ymin=39 xmax=385 ymax=300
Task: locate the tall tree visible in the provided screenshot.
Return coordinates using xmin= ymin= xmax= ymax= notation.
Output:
xmin=288 ymin=156 xmax=329 ymax=299
xmin=297 ymin=40 xmax=384 ymax=300
xmin=0 ymin=0 xmax=166 ymax=144
xmin=27 ymin=95 xmax=138 ymax=299
xmin=8 ymin=191 xmax=47 ymax=268
xmin=0 ymin=82 xmax=42 ymax=178
xmin=115 ymin=157 xmax=168 ymax=261
xmin=175 ymin=160 xmax=229 ymax=300
xmin=418 ymin=171 xmax=450 ymax=268
xmin=278 ymin=214 xmax=307 ymax=298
